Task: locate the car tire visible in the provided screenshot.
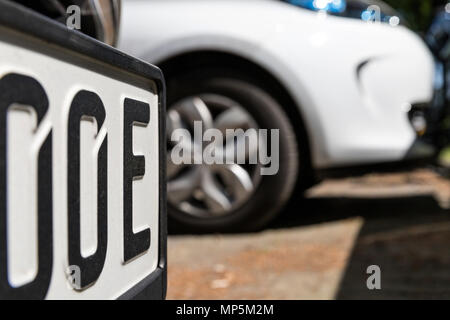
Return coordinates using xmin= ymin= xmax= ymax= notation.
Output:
xmin=166 ymin=73 xmax=300 ymax=233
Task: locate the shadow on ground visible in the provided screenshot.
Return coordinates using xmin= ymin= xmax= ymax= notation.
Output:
xmin=274 ymin=194 xmax=450 ymax=299
xmin=167 ymin=170 xmax=450 ymax=299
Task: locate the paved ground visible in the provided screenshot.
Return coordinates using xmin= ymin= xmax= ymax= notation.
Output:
xmin=167 ymin=169 xmax=450 ymax=300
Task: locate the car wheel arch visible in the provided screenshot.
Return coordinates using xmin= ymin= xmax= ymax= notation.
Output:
xmin=156 ymin=49 xmax=317 ymax=188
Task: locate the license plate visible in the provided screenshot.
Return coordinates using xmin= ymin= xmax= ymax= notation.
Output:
xmin=0 ymin=1 xmax=166 ymax=299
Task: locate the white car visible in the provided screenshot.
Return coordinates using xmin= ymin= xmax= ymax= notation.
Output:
xmin=119 ymin=0 xmax=437 ymax=233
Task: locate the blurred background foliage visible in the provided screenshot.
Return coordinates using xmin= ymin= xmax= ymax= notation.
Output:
xmin=383 ymin=0 xmax=446 ymax=32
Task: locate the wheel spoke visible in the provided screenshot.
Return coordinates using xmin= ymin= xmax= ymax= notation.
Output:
xmin=168 ymin=128 xmax=195 ymax=158
xmin=167 ymin=109 xmax=184 ymax=135
xmin=215 ymin=107 xmax=255 ymax=135
xmin=215 ymin=164 xmax=254 ymax=203
xmin=168 ymin=168 xmax=201 ymax=203
xmin=201 ymin=171 xmax=232 ymax=214
xmin=174 ymin=96 xmax=214 ymax=130
xmin=167 ymin=109 xmax=194 ymax=178
xmin=167 ymin=156 xmax=186 ymax=179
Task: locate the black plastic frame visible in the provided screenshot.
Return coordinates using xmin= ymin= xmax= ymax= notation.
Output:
xmin=0 ymin=0 xmax=167 ymax=300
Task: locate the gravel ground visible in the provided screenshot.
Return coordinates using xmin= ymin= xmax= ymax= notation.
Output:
xmin=167 ymin=169 xmax=450 ymax=300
